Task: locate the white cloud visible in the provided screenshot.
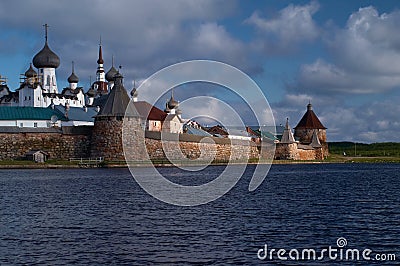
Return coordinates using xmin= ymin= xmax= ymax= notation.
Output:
xmin=245 ymin=1 xmax=320 ymax=52
xmin=294 ymin=6 xmax=400 ymax=94
xmin=0 ymin=0 xmax=252 ymax=89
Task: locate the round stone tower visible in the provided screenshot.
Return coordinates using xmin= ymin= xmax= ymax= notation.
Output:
xmin=90 ymin=72 xmax=146 ymax=161
xmin=294 ymin=103 xmax=328 ymax=157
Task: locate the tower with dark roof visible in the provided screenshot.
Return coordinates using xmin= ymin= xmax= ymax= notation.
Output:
xmin=294 ymin=102 xmax=328 ymax=156
xmin=90 ymin=72 xmax=146 ymax=161
xmin=91 ymin=41 xmax=108 ymax=96
xmin=32 ymin=24 xmax=60 ymax=93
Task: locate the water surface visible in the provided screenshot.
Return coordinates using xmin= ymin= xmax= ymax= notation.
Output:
xmin=1 ymin=163 xmax=399 ymax=265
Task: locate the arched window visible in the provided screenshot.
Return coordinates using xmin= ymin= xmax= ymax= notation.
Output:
xmin=46 ymin=75 xmax=50 ymax=86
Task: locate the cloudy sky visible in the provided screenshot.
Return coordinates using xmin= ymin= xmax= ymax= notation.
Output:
xmin=0 ymin=0 xmax=400 ymax=143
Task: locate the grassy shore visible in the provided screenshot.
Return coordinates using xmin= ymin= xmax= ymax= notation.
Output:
xmin=0 ymin=155 xmax=399 ymax=169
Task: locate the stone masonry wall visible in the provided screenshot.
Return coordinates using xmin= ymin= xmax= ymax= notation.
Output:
xmin=90 ymin=119 xmax=125 ymax=161
xmin=0 ymin=125 xmax=324 ymax=162
xmin=294 ymin=128 xmax=328 ymax=158
xmin=91 ymin=117 xmax=147 ymax=161
xmin=297 ymin=148 xmax=317 ymax=160
xmin=0 ymin=132 xmax=91 ymax=160
xmin=294 ymin=128 xmax=327 ymax=144
xmin=275 ymin=143 xmax=319 ymax=160
xmin=145 ymin=136 xmax=260 ymax=162
xmin=275 ymin=143 xmax=299 ymax=160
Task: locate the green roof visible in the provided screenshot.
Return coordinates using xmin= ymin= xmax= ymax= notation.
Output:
xmin=0 ymin=107 xmax=67 ymax=121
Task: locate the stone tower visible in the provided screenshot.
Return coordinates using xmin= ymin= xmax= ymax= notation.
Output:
xmin=90 ymin=72 xmax=146 ymax=161
xmin=275 ymin=118 xmax=298 ymax=160
xmin=294 ymin=103 xmax=328 ymax=157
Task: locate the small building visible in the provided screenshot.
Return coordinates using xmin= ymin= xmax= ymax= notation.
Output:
xmin=163 ymin=113 xmax=183 ymax=134
xmin=26 ymin=150 xmax=49 ymax=163
xmin=133 ymin=101 xmax=167 ymax=131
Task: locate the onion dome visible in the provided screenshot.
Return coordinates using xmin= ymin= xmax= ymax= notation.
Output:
xmin=167 ymin=94 xmax=178 ymax=110
xmin=68 ymin=72 xmax=79 ymax=83
xmin=131 ymin=88 xmax=138 ymax=97
xmin=25 ymin=64 xmax=37 ymax=78
xmin=131 ymin=81 xmax=138 ymax=97
xmin=67 ymin=62 xmax=79 ymax=83
xmin=105 ymin=66 xmax=118 ymax=81
xmin=32 ymin=41 xmax=60 ymax=69
xmin=164 ymin=104 xmax=170 ymax=113
xmin=86 ymin=87 xmax=96 ymax=97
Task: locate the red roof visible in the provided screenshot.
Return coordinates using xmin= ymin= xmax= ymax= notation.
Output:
xmin=207 ymin=125 xmax=229 ymax=136
xmin=133 ymin=101 xmax=167 ymax=121
xmin=294 ymin=103 xmax=326 ymax=129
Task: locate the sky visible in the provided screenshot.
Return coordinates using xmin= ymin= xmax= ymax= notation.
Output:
xmin=0 ymin=0 xmax=400 ymax=143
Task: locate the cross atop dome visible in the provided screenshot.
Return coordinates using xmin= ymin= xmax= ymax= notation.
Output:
xmin=43 ymin=23 xmax=49 ymax=42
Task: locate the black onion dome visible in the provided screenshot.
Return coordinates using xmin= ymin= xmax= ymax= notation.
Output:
xmin=32 ymin=42 xmax=60 ymax=68
xmin=67 ymin=72 xmax=79 ymax=83
xmin=105 ymin=66 xmax=118 ymax=81
xmin=131 ymin=88 xmax=138 ymax=97
xmin=167 ymin=95 xmax=178 ymax=110
xmin=25 ymin=64 xmax=37 ymax=77
xmin=86 ymin=87 xmax=96 ymax=97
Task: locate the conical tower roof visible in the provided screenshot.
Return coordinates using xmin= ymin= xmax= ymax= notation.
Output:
xmin=280 ymin=118 xmax=296 ymax=143
xmin=97 ymin=72 xmax=139 ymax=117
xmin=310 ymin=130 xmax=322 ymax=148
xmin=294 ymin=103 xmax=326 ymax=129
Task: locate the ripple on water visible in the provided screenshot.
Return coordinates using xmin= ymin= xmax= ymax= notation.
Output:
xmin=0 ymin=164 xmax=399 ymax=265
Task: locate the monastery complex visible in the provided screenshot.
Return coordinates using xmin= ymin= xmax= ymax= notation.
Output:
xmin=0 ymin=26 xmax=328 ymax=163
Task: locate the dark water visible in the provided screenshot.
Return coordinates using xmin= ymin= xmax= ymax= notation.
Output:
xmin=1 ymin=164 xmax=399 ymax=265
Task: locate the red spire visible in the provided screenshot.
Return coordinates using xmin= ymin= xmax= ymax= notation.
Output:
xmin=97 ymin=44 xmax=104 ymax=64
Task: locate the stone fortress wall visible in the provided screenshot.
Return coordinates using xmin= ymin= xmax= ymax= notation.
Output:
xmin=275 ymin=143 xmax=323 ymax=161
xmin=0 ymin=127 xmax=262 ymax=163
xmin=0 ymin=127 xmax=92 ymax=160
xmin=144 ymin=131 xmax=260 ymax=162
